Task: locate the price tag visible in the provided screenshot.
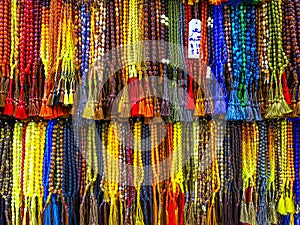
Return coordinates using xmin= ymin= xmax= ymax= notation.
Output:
xmin=188 ymin=19 xmax=201 ymax=59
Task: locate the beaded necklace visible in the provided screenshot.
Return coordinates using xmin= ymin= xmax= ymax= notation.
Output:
xmin=133 ymin=120 xmax=145 ymax=225
xmin=105 ymin=121 xmax=120 ymax=225
xmin=245 ymin=5 xmax=261 ymax=121
xmin=62 ymin=119 xmax=77 ymax=224
xmin=0 ymin=0 xmax=11 ymax=111
xmin=256 ymin=121 xmax=269 ymax=225
xmin=4 ymin=0 xmax=17 ymax=116
xmin=257 ymin=1 xmax=269 ymax=116
xmin=22 ymin=121 xmax=46 ymax=225
xmin=39 ymin=0 xmax=53 ymax=118
xmin=0 ymin=121 xmax=13 ymax=225
xmin=265 ymin=0 xmax=292 ymax=118
xmin=226 ymin=5 xmax=244 ymax=121
xmin=282 ymin=0 xmax=300 ymax=116
xmin=293 ymin=119 xmax=300 ymax=222
xmin=11 ymin=122 xmax=23 ymax=225
xmin=266 ymin=121 xmax=278 ymax=225
xmin=0 ymin=0 xmax=11 ymax=84
xmin=277 ymin=120 xmax=289 ymax=217
xmin=212 ymin=5 xmax=227 ymax=115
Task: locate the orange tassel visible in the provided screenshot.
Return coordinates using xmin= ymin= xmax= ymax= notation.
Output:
xmin=138 ymin=99 xmax=145 ymax=116
xmin=47 ymin=91 xmax=53 ymax=106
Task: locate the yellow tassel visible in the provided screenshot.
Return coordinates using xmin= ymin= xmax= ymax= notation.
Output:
xmin=194 ymin=99 xmax=200 ymax=117
xmin=248 ymin=200 xmax=256 ymax=225
xmin=277 ymin=194 xmax=287 ymax=215
xmin=135 ymin=199 xmax=145 ymax=225
xmin=268 ymin=201 xmax=278 ymax=224
xmin=240 ymin=198 xmax=249 ymax=223
xmin=285 ymin=195 xmax=295 ymax=214
xmin=82 ymin=101 xmax=95 ymax=119
xmin=29 ymin=197 xmax=37 ymax=225
xmin=64 ymin=92 xmax=69 ymax=105
xmin=109 ymin=197 xmax=119 ymax=225
xmin=69 ymin=90 xmax=74 ymax=105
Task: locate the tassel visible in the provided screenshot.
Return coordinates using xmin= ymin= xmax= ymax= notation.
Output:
xmin=89 ymin=194 xmax=99 ymax=225
xmin=15 ymin=100 xmax=28 ymax=120
xmin=119 ymin=90 xmax=131 ymax=118
xmin=69 ymin=91 xmax=74 ymax=105
xmin=82 ymin=101 xmax=95 ymax=119
xmin=246 ymin=101 xmax=254 ymax=122
xmin=64 ymin=91 xmax=69 ymax=105
xmin=59 ymin=89 xmax=65 ymax=104
xmin=283 ymin=215 xmax=291 ymax=225
xmin=131 ymin=103 xmax=139 ymax=117
xmin=205 ymin=97 xmax=212 ymax=115
xmin=145 ymin=98 xmax=154 ymax=118
xmin=279 ymin=96 xmax=292 ymax=115
xmin=138 ymin=99 xmax=146 ymax=116
xmin=4 ymin=97 xmax=14 ymax=116
xmin=47 ymin=91 xmax=54 ymax=106
xmin=52 ymin=196 xmax=61 ymax=225
xmin=109 ymin=198 xmax=119 ymax=225
xmin=135 ymin=198 xmax=145 ymax=225
xmin=186 ymin=96 xmax=195 ymax=110
xmin=285 ymin=195 xmax=295 ymax=214
xmin=167 ymin=191 xmax=178 ymax=225
xmin=283 ymin=72 xmax=291 ymax=105
xmin=80 ymin=199 xmax=87 ymax=225
xmin=278 ymin=194 xmax=287 ymax=215
xmin=290 ymin=87 xmax=297 ymax=117
xmin=268 ymin=200 xmax=278 ymax=224
xmin=295 ymin=214 xmax=300 ymax=225
xmin=94 ymin=103 xmax=101 ymax=120
xmin=29 ymin=197 xmax=37 ymax=225
xmin=53 ymin=89 xmax=59 ymax=106
xmin=248 ymin=199 xmax=256 ymax=225
xmin=186 ymin=76 xmax=195 ymax=110
xmin=161 ymin=99 xmax=170 ymax=117
xmin=44 ymin=206 xmax=51 ymax=225
xmin=240 ymin=197 xmax=249 ymax=223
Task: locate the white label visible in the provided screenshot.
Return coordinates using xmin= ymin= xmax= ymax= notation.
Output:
xmin=188 ymin=19 xmax=201 ymax=59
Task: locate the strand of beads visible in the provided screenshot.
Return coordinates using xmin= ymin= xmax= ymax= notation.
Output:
xmin=11 ymin=122 xmax=22 ymax=225
xmin=256 ymin=121 xmax=269 ymax=225
xmin=265 ymin=0 xmax=292 ymax=118
xmin=0 ymin=121 xmax=13 ymax=224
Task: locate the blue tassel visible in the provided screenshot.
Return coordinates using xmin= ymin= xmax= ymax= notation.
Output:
xmin=282 ymin=215 xmax=290 ymax=225
xmin=44 ymin=206 xmax=51 ymax=225
xmin=246 ymin=101 xmax=254 ymax=122
xmin=52 ymin=195 xmax=61 ymax=225
xmin=75 ymin=84 xmax=87 ymax=127
xmin=226 ymin=90 xmax=240 ymax=121
xmin=295 ymin=213 xmax=300 ymax=225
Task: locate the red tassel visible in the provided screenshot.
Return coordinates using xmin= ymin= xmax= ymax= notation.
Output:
xmin=167 ymin=190 xmax=179 ymax=225
xmin=131 ymin=103 xmax=139 ymax=117
xmin=15 ymin=101 xmax=28 ymax=120
xmin=282 ymin=72 xmax=291 ymax=105
xmin=3 ymin=97 xmax=14 ymax=116
xmin=178 ymin=193 xmax=185 ymax=225
xmin=186 ymin=75 xmax=195 ymax=110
